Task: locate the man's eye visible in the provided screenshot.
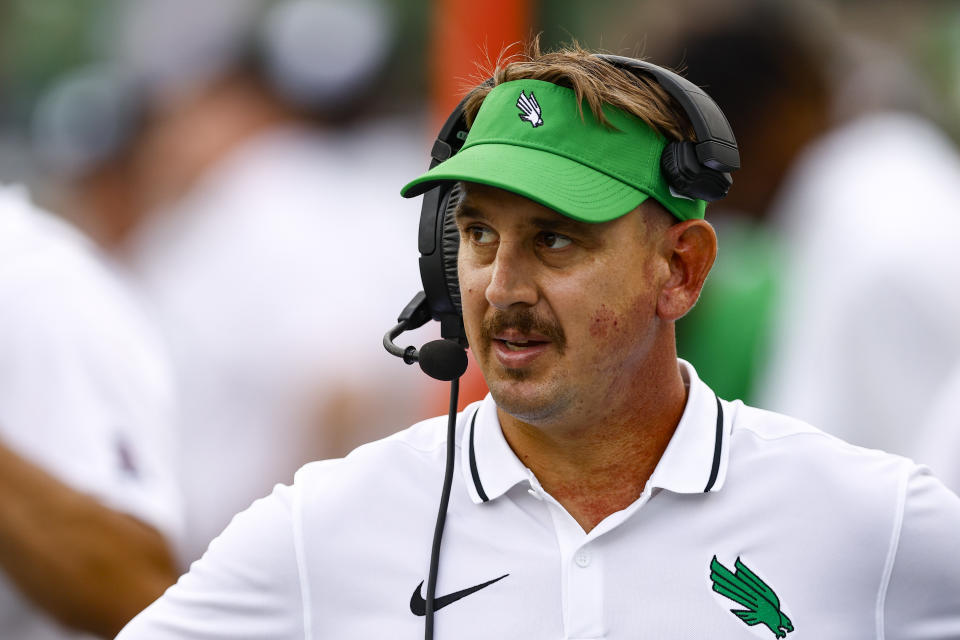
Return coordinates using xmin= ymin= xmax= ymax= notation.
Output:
xmin=469 ymin=226 xmax=497 ymax=245
xmin=540 ymin=232 xmax=572 ymax=249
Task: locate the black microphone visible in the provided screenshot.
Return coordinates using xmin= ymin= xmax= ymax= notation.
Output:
xmin=418 ymin=339 xmax=468 ymax=381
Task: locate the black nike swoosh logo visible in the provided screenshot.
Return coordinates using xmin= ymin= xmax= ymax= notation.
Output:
xmin=409 ymin=574 xmax=509 ymax=616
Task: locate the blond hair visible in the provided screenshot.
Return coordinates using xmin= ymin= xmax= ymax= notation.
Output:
xmin=461 ymin=39 xmax=695 ymax=141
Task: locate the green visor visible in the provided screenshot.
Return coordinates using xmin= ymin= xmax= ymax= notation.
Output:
xmin=400 ymin=79 xmax=706 ymax=222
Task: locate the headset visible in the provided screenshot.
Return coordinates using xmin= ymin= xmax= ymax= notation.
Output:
xmin=383 ymin=54 xmax=739 ymax=640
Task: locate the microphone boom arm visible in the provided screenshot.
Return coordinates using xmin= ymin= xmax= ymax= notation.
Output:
xmin=383 ymin=291 xmax=432 ymax=365
xmin=384 ymin=322 xmax=420 ymax=364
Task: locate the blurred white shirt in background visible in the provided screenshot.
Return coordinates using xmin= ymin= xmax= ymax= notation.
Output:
xmin=130 ymin=120 xmax=436 ymax=565
xmin=0 ymin=185 xmax=180 ymax=639
xmin=759 ymin=112 xmax=960 ymax=461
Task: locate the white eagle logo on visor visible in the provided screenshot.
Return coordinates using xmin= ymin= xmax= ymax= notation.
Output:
xmin=516 ymin=90 xmax=543 ymax=127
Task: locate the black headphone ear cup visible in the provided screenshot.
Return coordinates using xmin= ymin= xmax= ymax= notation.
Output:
xmin=660 ymin=140 xmax=698 ymax=197
xmin=660 ymin=140 xmax=732 ymax=202
xmin=440 ymin=183 xmax=464 ymax=314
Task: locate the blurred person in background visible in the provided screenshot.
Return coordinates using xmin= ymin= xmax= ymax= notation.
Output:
xmin=31 ymin=0 xmax=434 ymax=567
xmin=664 ymin=0 xmax=960 ymax=461
xmin=754 ymin=25 xmax=960 ymax=459
xmin=0 ymin=184 xmax=180 ymax=638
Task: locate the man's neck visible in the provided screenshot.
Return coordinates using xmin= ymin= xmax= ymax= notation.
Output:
xmin=498 ymin=359 xmax=688 ymax=533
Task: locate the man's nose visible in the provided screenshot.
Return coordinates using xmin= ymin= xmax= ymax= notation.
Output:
xmin=485 ymin=242 xmax=539 ymax=311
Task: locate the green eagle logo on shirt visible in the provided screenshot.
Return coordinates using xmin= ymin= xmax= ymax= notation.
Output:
xmin=709 ymin=556 xmax=794 ymax=638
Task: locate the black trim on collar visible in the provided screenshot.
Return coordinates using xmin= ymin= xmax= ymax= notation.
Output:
xmin=704 ymin=395 xmax=724 ymax=493
xmin=468 ymin=408 xmax=489 ymax=502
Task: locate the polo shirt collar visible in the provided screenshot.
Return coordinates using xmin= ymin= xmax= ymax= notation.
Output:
xmin=461 ymin=395 xmax=529 ymax=504
xmin=460 ymin=359 xmax=730 ymax=505
xmin=646 ymin=359 xmax=730 ymax=494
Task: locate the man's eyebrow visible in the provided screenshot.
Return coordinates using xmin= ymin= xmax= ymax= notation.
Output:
xmin=453 ymin=202 xmax=485 ymax=221
xmin=528 ymin=215 xmax=596 ymax=236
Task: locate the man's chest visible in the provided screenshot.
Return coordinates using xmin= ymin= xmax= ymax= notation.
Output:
xmin=302 ymin=490 xmax=886 ymax=639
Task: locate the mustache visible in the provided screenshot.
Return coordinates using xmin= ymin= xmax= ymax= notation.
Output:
xmin=479 ymin=308 xmax=566 ymax=354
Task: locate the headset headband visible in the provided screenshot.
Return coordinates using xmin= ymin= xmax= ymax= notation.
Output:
xmin=597 ymin=55 xmax=740 ymax=173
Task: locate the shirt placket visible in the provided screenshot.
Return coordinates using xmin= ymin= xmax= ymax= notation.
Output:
xmin=528 ymin=473 xmax=606 ymax=640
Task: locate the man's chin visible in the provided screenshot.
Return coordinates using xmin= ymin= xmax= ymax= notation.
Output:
xmin=487 ymin=377 xmax=570 ymax=424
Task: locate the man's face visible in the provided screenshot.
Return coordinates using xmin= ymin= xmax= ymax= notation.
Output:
xmin=456 ymin=183 xmax=673 ymax=426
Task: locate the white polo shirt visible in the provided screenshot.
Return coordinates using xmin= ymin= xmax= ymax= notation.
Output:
xmin=117 ymin=361 xmax=960 ymax=639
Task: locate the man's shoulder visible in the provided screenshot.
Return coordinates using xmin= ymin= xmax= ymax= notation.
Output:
xmin=732 ymin=399 xmax=899 ymax=450
xmin=718 ymin=401 xmax=957 ymax=568
xmin=293 ymin=411 xmax=465 ymax=496
xmin=727 ymin=400 xmax=916 ymax=489
xmin=284 ymin=410 xmax=475 ymax=547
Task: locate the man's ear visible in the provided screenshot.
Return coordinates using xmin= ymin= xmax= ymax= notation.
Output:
xmin=657 ymin=219 xmax=717 ymax=321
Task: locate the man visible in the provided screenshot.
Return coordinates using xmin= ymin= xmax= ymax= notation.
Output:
xmin=0 ymin=184 xmax=181 ymax=638
xmin=116 ymin=44 xmax=960 ymax=639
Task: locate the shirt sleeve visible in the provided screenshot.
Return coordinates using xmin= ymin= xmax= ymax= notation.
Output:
xmin=117 ymin=482 xmax=304 ymax=639
xmin=882 ymin=466 xmax=960 ymax=638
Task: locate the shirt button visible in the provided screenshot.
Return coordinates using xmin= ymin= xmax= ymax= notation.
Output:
xmin=575 ymin=549 xmax=591 ymax=568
